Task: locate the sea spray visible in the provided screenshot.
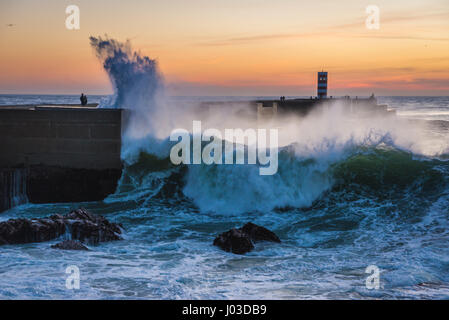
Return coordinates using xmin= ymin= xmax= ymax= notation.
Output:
xmin=89 ymin=36 xmax=162 ymax=113
xmin=89 ymin=36 xmax=204 ymax=162
xmin=181 ymin=103 xmax=444 ymax=213
xmin=89 ymin=35 xmax=174 ymax=161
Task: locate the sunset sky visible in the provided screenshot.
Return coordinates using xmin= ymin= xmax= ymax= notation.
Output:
xmin=1 ymin=0 xmax=448 ymax=96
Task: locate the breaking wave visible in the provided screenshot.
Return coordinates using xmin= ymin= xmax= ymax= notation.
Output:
xmin=90 ymin=36 xmax=449 ymax=214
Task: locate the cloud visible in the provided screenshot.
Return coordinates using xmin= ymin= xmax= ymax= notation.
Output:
xmin=166 ymin=80 xmax=313 ymax=96
xmin=350 ymin=34 xmax=449 ymax=42
xmin=413 ymin=56 xmax=449 ymax=63
xmin=358 ymin=78 xmax=449 ymax=90
xmin=196 ymin=11 xmax=449 ymax=46
xmin=165 ymin=76 xmax=449 ymax=96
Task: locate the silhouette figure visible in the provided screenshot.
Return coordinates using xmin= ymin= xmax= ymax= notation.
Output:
xmin=80 ymin=93 xmax=88 ymax=106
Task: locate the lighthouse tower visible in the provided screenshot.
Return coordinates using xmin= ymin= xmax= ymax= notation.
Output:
xmin=317 ymin=71 xmax=328 ymax=99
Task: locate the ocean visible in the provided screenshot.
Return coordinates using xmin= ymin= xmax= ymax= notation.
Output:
xmin=0 ymin=94 xmax=448 ymax=299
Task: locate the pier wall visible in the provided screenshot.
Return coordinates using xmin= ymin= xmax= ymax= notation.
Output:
xmin=0 ymin=106 xmax=123 ymax=211
xmin=0 ymin=168 xmax=28 ymax=212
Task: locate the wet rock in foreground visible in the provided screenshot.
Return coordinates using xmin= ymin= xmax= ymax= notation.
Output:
xmin=213 ymin=228 xmax=255 ymax=254
xmin=213 ymin=222 xmax=281 ymax=254
xmin=0 ymin=208 xmax=122 ymax=246
xmin=51 ymin=240 xmax=89 ymax=251
xmin=240 ymin=222 xmax=281 ymax=243
xmin=63 ymin=208 xmax=122 ymax=244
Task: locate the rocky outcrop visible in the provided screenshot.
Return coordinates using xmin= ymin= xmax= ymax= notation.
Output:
xmin=213 ymin=228 xmax=255 ymax=254
xmin=213 ymin=222 xmax=281 ymax=254
xmin=51 ymin=240 xmax=89 ymax=251
xmin=240 ymin=222 xmax=281 ymax=243
xmin=0 ymin=208 xmax=122 ymax=246
xmin=63 ymin=208 xmax=122 ymax=244
xmin=0 ymin=216 xmax=66 ymax=244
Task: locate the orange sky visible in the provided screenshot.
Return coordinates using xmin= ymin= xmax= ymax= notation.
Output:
xmin=0 ymin=0 xmax=448 ymax=96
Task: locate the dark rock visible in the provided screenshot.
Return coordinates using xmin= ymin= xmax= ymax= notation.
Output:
xmin=241 ymin=222 xmax=281 ymax=243
xmin=213 ymin=222 xmax=281 ymax=254
xmin=0 ymin=208 xmax=122 ymax=246
xmin=64 ymin=208 xmax=122 ymax=244
xmin=51 ymin=240 xmax=89 ymax=251
xmin=213 ymin=228 xmax=254 ymax=254
xmin=0 ymin=217 xmax=66 ymax=245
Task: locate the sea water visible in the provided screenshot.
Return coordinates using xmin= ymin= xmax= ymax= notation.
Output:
xmin=0 ymin=94 xmax=448 ymax=299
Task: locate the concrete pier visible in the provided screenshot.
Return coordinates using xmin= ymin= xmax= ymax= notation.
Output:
xmin=255 ymin=97 xmax=394 ymax=117
xmin=199 ymin=96 xmax=394 ymax=120
xmin=0 ymin=105 xmax=123 ymax=212
xmin=0 ymin=168 xmax=27 ymax=212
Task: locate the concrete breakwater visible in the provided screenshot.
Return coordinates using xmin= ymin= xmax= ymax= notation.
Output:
xmin=0 ymin=105 xmax=123 ymax=212
xmin=0 ymin=168 xmax=28 ymax=212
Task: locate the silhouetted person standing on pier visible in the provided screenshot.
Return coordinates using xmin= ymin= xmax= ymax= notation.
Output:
xmin=80 ymin=93 xmax=88 ymax=106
